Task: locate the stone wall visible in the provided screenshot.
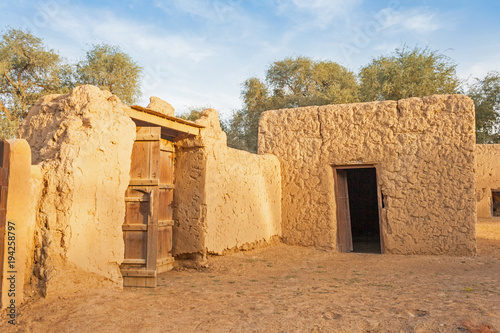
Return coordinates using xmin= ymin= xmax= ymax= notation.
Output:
xmin=19 ymin=85 xmax=136 ymax=296
xmin=259 ymin=95 xmax=476 ymax=256
xmin=174 ymin=109 xmax=281 ymax=259
xmin=476 ymin=144 xmax=500 ymax=219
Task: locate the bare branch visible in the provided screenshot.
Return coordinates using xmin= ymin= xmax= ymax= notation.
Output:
xmin=3 ymin=70 xmax=16 ymax=88
xmin=0 ymin=100 xmax=15 ymax=121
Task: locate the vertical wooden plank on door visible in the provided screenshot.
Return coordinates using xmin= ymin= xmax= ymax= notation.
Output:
xmin=157 ymin=139 xmax=174 ymax=273
xmin=335 ymin=169 xmax=353 ymax=252
xmin=146 ymin=128 xmax=160 ymax=273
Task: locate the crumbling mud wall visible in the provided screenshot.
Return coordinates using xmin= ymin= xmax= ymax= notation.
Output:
xmin=174 ymin=109 xmax=281 ymax=259
xmin=24 ymin=165 xmax=43 ymax=299
xmin=259 ymin=95 xmax=476 ymax=256
xmin=19 ymin=85 xmax=136 ymax=296
xmin=476 ymin=144 xmax=500 ymax=219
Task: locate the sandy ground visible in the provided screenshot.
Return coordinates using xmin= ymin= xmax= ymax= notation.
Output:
xmin=2 ymin=220 xmax=499 ymax=333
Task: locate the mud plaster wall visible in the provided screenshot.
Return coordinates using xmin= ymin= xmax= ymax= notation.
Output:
xmin=0 ymin=140 xmax=32 ymax=308
xmin=19 ymin=85 xmax=136 ymax=296
xmin=25 ymin=165 xmax=43 ymax=297
xmin=174 ymin=109 xmax=281 ymax=257
xmin=259 ymin=95 xmax=476 ymax=256
xmin=476 ymin=144 xmax=500 ymax=219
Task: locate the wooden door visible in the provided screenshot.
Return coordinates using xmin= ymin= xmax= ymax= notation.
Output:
xmin=335 ymin=169 xmax=353 ymax=252
xmin=121 ymin=127 xmax=174 ymax=287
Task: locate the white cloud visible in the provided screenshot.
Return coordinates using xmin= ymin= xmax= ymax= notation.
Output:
xmin=44 ymin=7 xmax=213 ymax=62
xmin=402 ymin=12 xmax=441 ymax=33
xmin=21 ymin=3 xmax=241 ymax=113
xmin=458 ymin=57 xmax=500 ymax=83
xmin=382 ymin=7 xmax=442 ymax=34
xmin=372 ymin=42 xmax=401 ymax=53
xmin=277 ymin=0 xmax=362 ymax=27
xmin=154 ymin=0 xmax=245 ymax=24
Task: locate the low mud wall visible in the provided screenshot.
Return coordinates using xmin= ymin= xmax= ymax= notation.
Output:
xmin=174 ymin=109 xmax=281 ymax=259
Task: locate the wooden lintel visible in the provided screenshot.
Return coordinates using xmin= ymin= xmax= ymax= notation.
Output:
xmin=123 ymin=106 xmax=202 ymax=137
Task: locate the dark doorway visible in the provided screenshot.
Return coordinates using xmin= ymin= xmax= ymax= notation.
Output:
xmin=493 ymin=191 xmax=500 ymax=217
xmin=335 ymin=166 xmax=382 ymax=254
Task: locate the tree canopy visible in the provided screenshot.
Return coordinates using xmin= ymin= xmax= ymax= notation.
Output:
xmin=468 ymin=71 xmax=500 ymax=143
xmin=76 ymin=44 xmax=142 ymax=105
xmin=0 ymin=29 xmax=143 ymax=139
xmin=359 ymin=47 xmax=460 ymax=102
xmin=177 ymin=105 xmax=213 ymax=122
xmin=227 ymin=56 xmax=359 ymax=152
xmin=0 ymin=28 xmax=72 ymax=138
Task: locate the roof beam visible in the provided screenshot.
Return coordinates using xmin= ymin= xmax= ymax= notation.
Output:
xmin=122 ymin=106 xmax=202 ymax=137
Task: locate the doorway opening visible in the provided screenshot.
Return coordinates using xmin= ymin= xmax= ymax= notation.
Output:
xmin=492 ymin=190 xmax=500 ymax=217
xmin=335 ymin=166 xmax=383 ymax=254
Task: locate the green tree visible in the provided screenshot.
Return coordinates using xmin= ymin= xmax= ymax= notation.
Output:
xmin=267 ymin=57 xmax=359 ymax=108
xmin=224 ymin=107 xmax=259 ymax=151
xmin=178 ymin=109 xmax=201 ymax=122
xmin=177 ymin=105 xmax=215 ymax=122
xmin=228 ymin=56 xmax=359 ymax=152
xmin=0 ymin=28 xmax=72 ymax=138
xmin=76 ymin=44 xmax=142 ymax=104
xmin=178 ymin=105 xmax=231 ymax=139
xmin=468 ymin=71 xmax=500 ymax=143
xmin=238 ymin=77 xmax=270 ymax=151
xmin=359 ymin=46 xmax=460 ymax=102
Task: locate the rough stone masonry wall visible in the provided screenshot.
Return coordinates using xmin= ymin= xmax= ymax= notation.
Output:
xmin=19 ymin=85 xmax=136 ymax=296
xmin=476 ymin=144 xmax=500 ymax=219
xmin=174 ymin=109 xmax=281 ymax=258
xmin=259 ymin=95 xmax=476 ymax=256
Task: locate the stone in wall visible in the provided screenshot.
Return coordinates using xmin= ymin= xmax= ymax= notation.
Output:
xmin=147 ymin=96 xmax=175 ymax=117
xmin=19 ymin=85 xmax=136 ymax=296
xmin=476 ymin=144 xmax=500 ymax=219
xmin=259 ymin=95 xmax=476 ymax=256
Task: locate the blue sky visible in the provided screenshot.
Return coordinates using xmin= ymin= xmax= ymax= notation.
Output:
xmin=1 ymin=0 xmax=499 ymax=119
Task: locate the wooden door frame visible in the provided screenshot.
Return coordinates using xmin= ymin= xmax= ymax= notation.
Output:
xmin=332 ymin=164 xmax=385 ymax=254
